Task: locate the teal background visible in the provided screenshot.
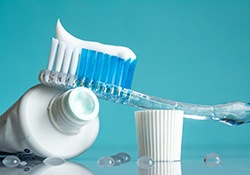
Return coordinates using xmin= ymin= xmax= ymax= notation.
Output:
xmin=0 ymin=0 xmax=250 ymax=158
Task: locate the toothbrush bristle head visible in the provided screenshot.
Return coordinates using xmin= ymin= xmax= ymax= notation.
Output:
xmin=39 ymin=38 xmax=138 ymax=91
xmin=39 ymin=20 xmax=137 ymax=103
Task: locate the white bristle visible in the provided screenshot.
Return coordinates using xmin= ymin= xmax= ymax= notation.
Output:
xmin=62 ymin=45 xmax=73 ymax=73
xmin=55 ymin=41 xmax=66 ymax=72
xmin=69 ymin=47 xmax=81 ymax=75
xmin=47 ymin=38 xmax=59 ymax=70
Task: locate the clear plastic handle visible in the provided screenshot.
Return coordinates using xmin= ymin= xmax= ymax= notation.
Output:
xmin=39 ymin=70 xmax=250 ymax=126
xmin=128 ymin=90 xmax=250 ymax=126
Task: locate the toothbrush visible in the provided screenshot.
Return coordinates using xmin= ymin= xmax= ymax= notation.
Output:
xmin=39 ymin=20 xmax=250 ymax=126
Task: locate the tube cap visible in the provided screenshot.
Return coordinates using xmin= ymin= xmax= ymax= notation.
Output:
xmin=48 ymin=87 xmax=99 ymax=135
xmin=135 ymin=110 xmax=184 ymax=161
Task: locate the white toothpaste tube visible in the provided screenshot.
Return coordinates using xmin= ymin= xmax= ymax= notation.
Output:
xmin=0 ymin=84 xmax=99 ymax=159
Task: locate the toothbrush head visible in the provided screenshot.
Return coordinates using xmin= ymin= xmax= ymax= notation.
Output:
xmin=39 ymin=20 xmax=137 ymax=93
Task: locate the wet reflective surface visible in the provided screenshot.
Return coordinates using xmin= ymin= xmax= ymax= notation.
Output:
xmin=1 ymin=149 xmax=250 ymax=175
xmin=1 ymin=157 xmax=250 ymax=175
xmin=73 ymin=157 xmax=250 ymax=175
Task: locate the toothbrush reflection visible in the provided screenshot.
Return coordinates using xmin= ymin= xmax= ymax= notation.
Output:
xmin=138 ymin=161 xmax=182 ymax=175
xmin=0 ymin=158 xmax=93 ymax=175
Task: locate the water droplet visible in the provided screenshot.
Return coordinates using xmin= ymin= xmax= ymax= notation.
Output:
xmin=2 ymin=156 xmax=21 ymax=168
xmin=23 ymin=167 xmax=30 ymax=172
xmin=43 ymin=157 xmax=66 ymax=166
xmin=20 ymin=161 xmax=27 ymax=166
xmin=115 ymin=152 xmax=131 ymax=163
xmin=111 ymin=155 xmax=123 ymax=166
xmin=203 ymin=153 xmax=221 ymax=166
xmin=97 ymin=156 xmax=115 ymax=168
xmin=24 ymin=149 xmax=30 ymax=153
xmin=137 ymin=156 xmax=155 ymax=169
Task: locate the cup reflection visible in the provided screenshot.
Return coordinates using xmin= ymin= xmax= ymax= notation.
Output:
xmin=138 ymin=161 xmax=182 ymax=175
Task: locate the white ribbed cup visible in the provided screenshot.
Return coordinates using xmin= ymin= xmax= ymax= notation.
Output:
xmin=135 ymin=110 xmax=184 ymax=161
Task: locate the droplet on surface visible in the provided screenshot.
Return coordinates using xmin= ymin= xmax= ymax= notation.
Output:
xmin=137 ymin=156 xmax=155 ymax=169
xmin=20 ymin=161 xmax=27 ymax=166
xmin=97 ymin=156 xmax=115 ymax=168
xmin=24 ymin=149 xmax=31 ymax=153
xmin=43 ymin=156 xmax=65 ymax=166
xmin=115 ymin=152 xmax=131 ymax=163
xmin=203 ymin=153 xmax=221 ymax=166
xmin=2 ymin=156 xmax=21 ymax=168
xmin=111 ymin=155 xmax=123 ymax=166
xmin=23 ymin=167 xmax=30 ymax=172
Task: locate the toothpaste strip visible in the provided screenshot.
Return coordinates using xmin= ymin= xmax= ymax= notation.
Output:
xmin=56 ymin=19 xmax=136 ymax=60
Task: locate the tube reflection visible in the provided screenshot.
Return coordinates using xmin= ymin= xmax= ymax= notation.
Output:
xmin=0 ymin=160 xmax=93 ymax=175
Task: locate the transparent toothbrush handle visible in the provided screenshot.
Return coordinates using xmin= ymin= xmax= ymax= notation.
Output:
xmin=38 ymin=71 xmax=250 ymax=126
xmin=127 ymin=90 xmax=250 ymax=126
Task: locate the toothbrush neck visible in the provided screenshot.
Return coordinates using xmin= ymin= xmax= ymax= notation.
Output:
xmin=48 ymin=87 xmax=99 ymax=135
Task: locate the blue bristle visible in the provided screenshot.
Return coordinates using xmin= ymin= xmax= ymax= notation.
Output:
xmin=85 ymin=50 xmax=96 ymax=84
xmin=77 ymin=48 xmax=88 ymax=80
xmin=107 ymin=56 xmax=118 ymax=84
xmin=120 ymin=59 xmax=131 ymax=88
xmin=114 ymin=58 xmax=124 ymax=86
xmin=99 ymin=54 xmax=110 ymax=83
xmin=105 ymin=55 xmax=113 ymax=84
xmin=92 ymin=52 xmax=103 ymax=81
xmin=125 ymin=59 xmax=138 ymax=88
xmin=76 ymin=48 xmax=137 ymax=89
